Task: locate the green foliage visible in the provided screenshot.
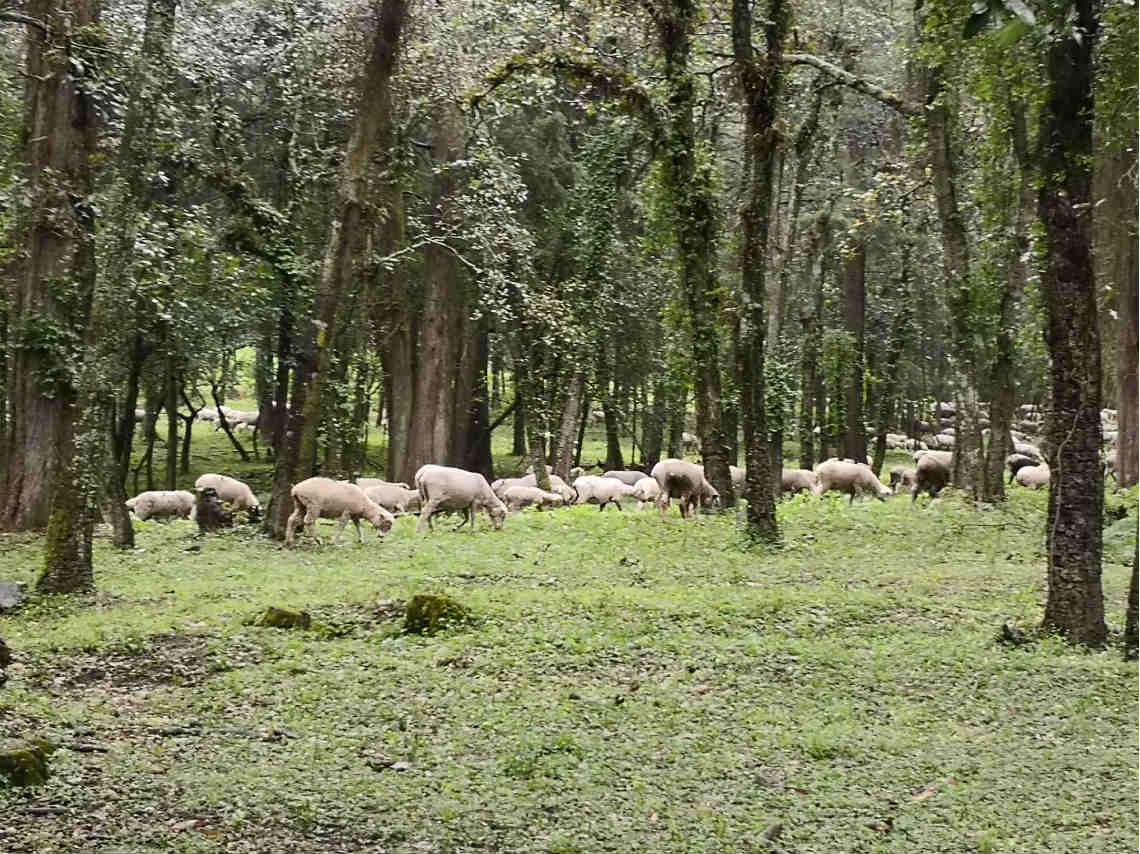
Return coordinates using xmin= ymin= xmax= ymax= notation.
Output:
xmin=403 ymin=593 xmax=473 ymax=636
xmin=0 ymin=739 xmax=56 ymax=787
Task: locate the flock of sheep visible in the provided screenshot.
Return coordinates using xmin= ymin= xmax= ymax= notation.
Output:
xmin=120 ymin=403 xmax=1124 ymax=545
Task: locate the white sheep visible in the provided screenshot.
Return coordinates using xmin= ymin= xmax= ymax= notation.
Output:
xmin=362 ymin=482 xmax=421 ymax=515
xmin=1014 ymin=463 xmax=1050 ymax=489
xmin=285 ymin=477 xmax=394 ymax=547
xmin=813 ymin=459 xmax=891 ymax=503
xmin=631 ymin=476 xmax=661 ymax=510
xmin=502 ymin=485 xmax=565 ymax=512
xmin=572 ymin=475 xmax=638 ymax=511
xmin=650 ymin=459 xmax=716 ymax=519
xmin=415 ymin=465 xmax=507 ymax=533
xmin=194 ymin=474 xmax=260 ymax=514
xmin=125 ymin=490 xmax=197 ymax=522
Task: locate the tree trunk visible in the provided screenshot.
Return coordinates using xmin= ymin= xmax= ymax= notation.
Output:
xmin=1037 ymin=0 xmax=1106 ymax=647
xmin=1109 ymin=146 xmax=1138 ymax=487
xmin=265 ymin=0 xmax=407 ymax=538
xmin=2 ymin=0 xmax=100 ymax=534
xmin=554 ymin=371 xmax=585 ymax=478
xmin=1125 ymin=541 xmax=1138 ymax=661
xmin=841 ymin=240 xmax=866 ymax=464
xmin=574 ymin=387 xmax=591 ymax=468
xmin=405 ymin=105 xmax=464 ymax=476
xmin=600 ymin=350 xmax=624 ymax=470
xmin=657 ymin=0 xmax=733 ymax=506
xmin=108 ymin=337 xmax=145 ymax=549
xmin=871 ymin=214 xmax=912 ymax=476
xmin=31 ymin=0 xmax=101 ymax=589
xmin=164 ymin=348 xmax=178 ymax=488
xmin=461 ymin=320 xmax=494 ymax=480
xmin=512 ymin=363 xmax=528 ymax=457
xmin=642 ymin=380 xmax=666 ymax=470
xmin=798 ymin=309 xmax=816 ymax=471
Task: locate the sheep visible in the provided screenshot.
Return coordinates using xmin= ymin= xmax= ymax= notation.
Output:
xmin=651 ymin=458 xmax=716 ymax=519
xmin=501 ymin=485 xmax=565 ymax=512
xmin=781 ymin=468 xmax=818 ymax=495
xmin=1103 ymin=430 xmax=1118 ymax=446
xmin=632 ymin=476 xmax=661 ymax=509
xmin=1104 ymin=449 xmax=1118 ymax=483
xmin=1013 ymin=441 xmax=1042 ymax=461
xmin=1014 ymin=463 xmax=1050 ymax=489
xmin=194 ymin=474 xmax=260 ymax=516
xmin=415 ymin=465 xmax=507 ymax=533
xmin=889 ymin=467 xmax=917 ymax=495
xmin=572 ymin=475 xmax=638 ymax=511
xmin=912 ymin=453 xmax=952 ymax=502
xmin=681 ymin=431 xmax=699 ymax=455
xmin=604 ymin=470 xmax=647 ymax=486
xmin=493 ymin=474 xmax=577 ymax=505
xmin=729 ymin=465 xmax=745 ymax=489
xmin=285 ymin=477 xmax=394 ymax=547
xmin=931 ymin=433 xmax=956 ymax=450
xmin=568 ymin=466 xmax=584 ymax=480
xmin=362 ymin=483 xmax=421 ymax=515
xmin=813 ymin=459 xmax=891 ymax=503
xmin=196 ymin=407 xmax=218 ymax=423
xmin=125 ymin=490 xmax=197 ymax=522
xmin=1005 ymin=453 xmax=1038 ymax=484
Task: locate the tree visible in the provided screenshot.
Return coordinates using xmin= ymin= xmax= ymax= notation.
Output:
xmin=1036 ymin=0 xmax=1106 ymax=646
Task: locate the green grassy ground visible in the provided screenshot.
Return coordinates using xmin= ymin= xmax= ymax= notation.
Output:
xmin=0 ymin=421 xmax=1136 ymax=854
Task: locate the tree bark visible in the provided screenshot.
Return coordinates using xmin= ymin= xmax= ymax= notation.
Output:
xmin=871 ymin=210 xmax=912 ymax=476
xmin=1109 ymin=146 xmax=1138 ymax=487
xmin=265 ymin=0 xmax=407 ymax=538
xmin=1125 ymin=541 xmax=1138 ymax=661
xmin=840 ymin=240 xmax=866 ymax=464
xmin=512 ymin=362 xmax=528 ymax=457
xmin=1037 ymin=0 xmax=1106 ymax=647
xmin=641 ymin=380 xmax=666 ymax=470
xmin=731 ymin=0 xmax=788 ymax=535
xmin=3 ymin=0 xmax=99 ymax=534
xmin=554 ymin=371 xmax=586 ymax=478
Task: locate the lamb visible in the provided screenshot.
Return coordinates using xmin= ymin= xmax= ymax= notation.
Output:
xmin=632 ymin=476 xmax=661 ymax=509
xmin=912 ymin=452 xmax=952 ymax=502
xmin=285 ymin=477 xmax=394 ymax=547
xmin=781 ymin=468 xmax=818 ymax=495
xmin=501 ymin=485 xmax=565 ymax=512
xmin=813 ymin=459 xmax=891 ymax=503
xmin=194 ymin=474 xmax=261 ymax=516
xmin=1014 ymin=463 xmax=1050 ymax=489
xmin=415 ymin=465 xmax=507 ymax=533
xmin=362 ymin=483 xmax=421 ymax=515
xmin=651 ymin=458 xmax=717 ymax=519
xmin=125 ymin=490 xmax=197 ymax=522
xmin=889 ymin=467 xmax=917 ymax=495
xmin=1005 ymin=453 xmax=1038 ymax=483
xmin=603 ymin=470 xmax=647 ymax=486
xmin=572 ymin=475 xmax=638 ymax=511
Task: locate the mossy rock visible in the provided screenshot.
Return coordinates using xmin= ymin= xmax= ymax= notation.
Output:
xmin=252 ymin=607 xmax=312 ymax=630
xmin=0 ymin=739 xmax=56 ymax=787
xmin=404 ymin=594 xmax=473 ymax=636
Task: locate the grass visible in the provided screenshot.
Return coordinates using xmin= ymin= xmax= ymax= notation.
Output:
xmin=0 ymin=420 xmax=1136 ymax=854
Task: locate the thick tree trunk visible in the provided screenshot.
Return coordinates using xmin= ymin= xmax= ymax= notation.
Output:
xmin=512 ymin=364 xmax=528 ymax=457
xmin=798 ymin=310 xmax=816 ymax=471
xmin=452 ymin=311 xmax=480 ymax=467
xmin=554 ymin=371 xmax=585 ymax=478
xmin=1125 ymin=542 xmax=1138 ymax=661
xmin=164 ymin=349 xmax=178 ymax=488
xmin=3 ymin=0 xmax=100 ymax=534
xmin=1037 ymin=0 xmax=1106 ymax=647
xmin=461 ymin=320 xmax=493 ymax=480
xmin=405 ymin=106 xmax=464 ymax=476
xmin=600 ymin=352 xmax=624 ymax=470
xmin=31 ymin=0 xmax=101 ymax=589
xmin=266 ymin=0 xmax=407 ymax=538
xmin=108 ymin=337 xmax=145 ymax=549
xmin=574 ymin=388 xmax=591 ymax=468
xmin=871 ymin=217 xmax=912 ymax=475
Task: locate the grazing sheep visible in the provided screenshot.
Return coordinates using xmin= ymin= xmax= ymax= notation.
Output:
xmin=568 ymin=466 xmax=584 ymax=480
xmin=415 ymin=465 xmax=507 ymax=533
xmin=912 ymin=453 xmax=952 ymax=502
xmin=813 ymin=459 xmax=891 ymax=503
xmin=1103 ymin=430 xmax=1118 ymax=446
xmin=931 ymin=433 xmax=956 ymax=450
xmin=1005 ymin=453 xmax=1038 ymax=483
xmin=651 ymin=458 xmax=716 ymax=519
xmin=889 ymin=467 xmax=917 ymax=495
xmin=286 ymin=477 xmax=394 ymax=547
xmin=729 ymin=465 xmax=745 ymax=489
xmin=1014 ymin=463 xmax=1050 ymax=489
xmin=603 ymin=470 xmax=647 ymax=486
xmin=1104 ymin=449 xmax=1118 ymax=483
xmin=632 ymin=476 xmax=661 ymax=510
xmin=502 ymin=485 xmax=565 ymax=512
xmin=572 ymin=475 xmax=637 ymax=511
xmin=362 ymin=483 xmax=421 ymax=515
xmin=781 ymin=468 xmax=818 ymax=495
xmin=493 ymin=474 xmax=577 ymax=505
xmin=196 ymin=407 xmax=218 ymax=423
xmin=194 ymin=474 xmax=260 ymax=515
xmin=355 ymin=477 xmax=412 ymax=491
xmin=126 ymin=490 xmax=197 ymax=522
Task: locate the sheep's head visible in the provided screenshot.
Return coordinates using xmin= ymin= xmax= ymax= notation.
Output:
xmin=488 ymin=499 xmax=507 ymax=530
xmin=367 ymin=501 xmax=394 ymax=535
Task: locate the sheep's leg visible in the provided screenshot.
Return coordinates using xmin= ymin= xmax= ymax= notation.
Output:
xmin=353 ymin=517 xmax=364 ymax=544
xmin=285 ymin=506 xmax=304 ymax=547
xmin=613 ymin=499 xmax=623 ymax=511
xmin=305 ymin=507 xmax=322 ymax=545
xmin=453 ymin=508 xmax=471 ymax=532
xmin=417 ymin=499 xmax=440 ymax=534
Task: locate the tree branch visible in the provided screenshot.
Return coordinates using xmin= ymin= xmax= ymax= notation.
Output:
xmin=782 ymin=52 xmax=920 ymax=117
xmin=0 ymin=10 xmax=47 ymax=31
